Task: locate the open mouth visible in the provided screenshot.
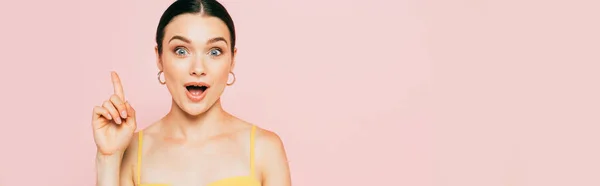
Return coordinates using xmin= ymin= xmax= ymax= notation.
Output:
xmin=186 ymin=85 xmax=208 ymax=96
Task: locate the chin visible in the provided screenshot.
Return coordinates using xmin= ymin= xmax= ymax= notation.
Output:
xmin=181 ymin=102 xmax=211 ymax=116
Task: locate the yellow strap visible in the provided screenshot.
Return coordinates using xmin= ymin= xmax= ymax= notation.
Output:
xmin=250 ymin=125 xmax=256 ymax=177
xmin=137 ymin=131 xmax=143 ymax=184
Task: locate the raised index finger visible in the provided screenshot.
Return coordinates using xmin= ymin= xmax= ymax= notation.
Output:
xmin=111 ymin=71 xmax=125 ymax=100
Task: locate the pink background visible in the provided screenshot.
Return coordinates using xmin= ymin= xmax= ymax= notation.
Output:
xmin=1 ymin=0 xmax=599 ymax=185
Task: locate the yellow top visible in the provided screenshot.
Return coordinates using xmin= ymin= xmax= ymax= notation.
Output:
xmin=137 ymin=125 xmax=261 ymax=186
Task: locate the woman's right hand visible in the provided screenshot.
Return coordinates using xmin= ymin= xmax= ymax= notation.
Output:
xmin=92 ymin=71 xmax=137 ymax=156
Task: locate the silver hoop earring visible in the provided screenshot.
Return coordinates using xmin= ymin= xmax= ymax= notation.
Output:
xmin=227 ymin=72 xmax=236 ymax=86
xmin=157 ymin=71 xmax=166 ymax=85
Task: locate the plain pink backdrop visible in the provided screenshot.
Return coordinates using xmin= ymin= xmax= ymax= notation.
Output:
xmin=1 ymin=0 xmax=599 ymax=185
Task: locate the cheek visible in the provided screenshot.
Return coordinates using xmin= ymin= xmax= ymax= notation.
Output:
xmin=162 ymin=59 xmax=189 ymax=83
xmin=206 ymin=59 xmax=233 ymax=83
xmin=215 ymin=71 xmax=230 ymax=83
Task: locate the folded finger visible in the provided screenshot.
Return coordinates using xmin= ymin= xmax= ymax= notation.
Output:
xmin=125 ymin=101 xmax=135 ymax=119
xmin=102 ymin=100 xmax=122 ymax=124
xmin=93 ymin=106 xmax=112 ymax=121
xmin=109 ymin=94 xmax=127 ymax=119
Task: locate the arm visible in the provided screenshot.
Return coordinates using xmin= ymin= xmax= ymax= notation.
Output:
xmin=96 ymin=152 xmax=123 ymax=186
xmin=93 ymin=71 xmax=137 ymax=186
xmin=258 ymin=131 xmax=292 ymax=186
xmin=96 ymin=133 xmax=137 ymax=186
xmin=119 ymin=148 xmax=135 ymax=186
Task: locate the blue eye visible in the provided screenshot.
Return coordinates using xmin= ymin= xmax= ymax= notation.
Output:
xmin=209 ymin=48 xmax=222 ymax=56
xmin=174 ymin=47 xmax=189 ymax=56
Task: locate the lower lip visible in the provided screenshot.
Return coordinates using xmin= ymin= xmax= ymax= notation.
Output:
xmin=185 ymin=88 xmax=207 ymax=102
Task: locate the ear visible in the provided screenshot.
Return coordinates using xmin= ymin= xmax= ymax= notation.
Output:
xmin=155 ymin=46 xmax=163 ymax=71
xmin=230 ymin=47 xmax=237 ymax=72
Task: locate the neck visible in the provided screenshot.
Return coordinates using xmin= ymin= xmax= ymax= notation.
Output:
xmin=161 ymin=99 xmax=231 ymax=140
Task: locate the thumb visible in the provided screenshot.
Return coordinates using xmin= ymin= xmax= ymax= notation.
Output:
xmin=124 ymin=101 xmax=137 ymax=127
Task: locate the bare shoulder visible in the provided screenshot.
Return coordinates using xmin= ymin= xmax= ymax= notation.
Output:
xmin=119 ymin=123 xmax=157 ymax=185
xmin=119 ymin=131 xmax=141 ymax=185
xmin=123 ymin=122 xmax=160 ymax=160
xmin=253 ymin=126 xmax=286 ymax=152
xmin=251 ymin=125 xmax=287 ymax=162
xmin=251 ymin=125 xmax=292 ymax=184
xmin=123 ymin=131 xmax=141 ymax=162
xmin=230 ymin=118 xmax=284 ymax=148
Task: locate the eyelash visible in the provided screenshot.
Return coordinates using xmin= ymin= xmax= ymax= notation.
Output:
xmin=209 ymin=48 xmax=223 ymax=56
xmin=173 ymin=47 xmax=223 ymax=57
xmin=174 ymin=47 xmax=188 ymax=56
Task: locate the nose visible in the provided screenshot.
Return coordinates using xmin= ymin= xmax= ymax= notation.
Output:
xmin=190 ymin=56 xmax=206 ymax=77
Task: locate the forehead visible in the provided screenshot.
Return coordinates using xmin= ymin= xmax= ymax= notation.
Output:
xmin=163 ymin=13 xmax=230 ymax=44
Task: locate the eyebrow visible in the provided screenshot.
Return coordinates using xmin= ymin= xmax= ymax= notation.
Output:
xmin=169 ymin=35 xmax=191 ymax=43
xmin=168 ymin=35 xmax=228 ymax=45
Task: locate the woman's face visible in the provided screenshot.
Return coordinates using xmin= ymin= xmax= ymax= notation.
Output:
xmin=156 ymin=13 xmax=236 ymax=116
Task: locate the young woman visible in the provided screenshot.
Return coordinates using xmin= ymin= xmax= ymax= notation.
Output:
xmin=91 ymin=0 xmax=291 ymax=185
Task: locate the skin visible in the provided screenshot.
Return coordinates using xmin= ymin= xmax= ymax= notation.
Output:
xmin=93 ymin=13 xmax=291 ymax=186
